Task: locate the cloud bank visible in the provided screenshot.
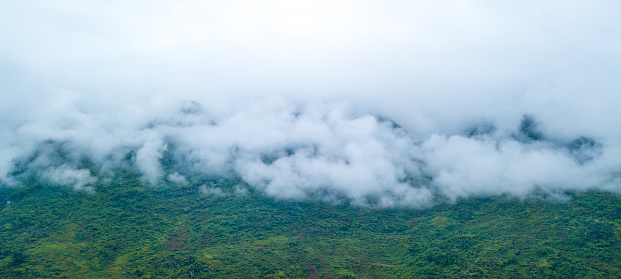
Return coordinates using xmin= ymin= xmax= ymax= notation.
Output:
xmin=1 ymin=1 xmax=620 ymax=207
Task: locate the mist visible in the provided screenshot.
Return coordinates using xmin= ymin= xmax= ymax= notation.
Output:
xmin=1 ymin=1 xmax=620 ymax=207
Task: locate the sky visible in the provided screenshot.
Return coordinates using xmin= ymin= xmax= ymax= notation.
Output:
xmin=1 ymin=1 xmax=620 ymax=207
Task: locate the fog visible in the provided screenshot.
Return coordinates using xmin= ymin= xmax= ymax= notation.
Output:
xmin=1 ymin=1 xmax=620 ymax=207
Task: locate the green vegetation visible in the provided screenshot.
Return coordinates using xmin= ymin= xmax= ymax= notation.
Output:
xmin=1 ymin=174 xmax=620 ymax=278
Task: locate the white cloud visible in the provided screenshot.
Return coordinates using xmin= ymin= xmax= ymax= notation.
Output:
xmin=1 ymin=1 xmax=620 ymax=206
xmin=42 ymin=165 xmax=96 ymax=193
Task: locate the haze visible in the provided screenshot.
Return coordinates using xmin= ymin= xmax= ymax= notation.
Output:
xmin=1 ymin=1 xmax=620 ymax=207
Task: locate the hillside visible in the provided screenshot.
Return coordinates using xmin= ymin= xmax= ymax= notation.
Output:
xmin=1 ymin=175 xmax=620 ymax=278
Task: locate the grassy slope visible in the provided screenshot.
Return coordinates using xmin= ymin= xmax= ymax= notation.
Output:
xmin=1 ymin=175 xmax=620 ymax=278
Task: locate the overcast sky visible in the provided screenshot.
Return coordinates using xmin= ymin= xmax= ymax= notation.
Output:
xmin=1 ymin=1 xmax=620 ymax=206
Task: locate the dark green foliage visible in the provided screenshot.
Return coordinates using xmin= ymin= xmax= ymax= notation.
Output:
xmin=568 ymin=136 xmax=602 ymax=164
xmin=1 ymin=176 xmax=620 ymax=278
xmin=518 ymin=114 xmax=544 ymax=141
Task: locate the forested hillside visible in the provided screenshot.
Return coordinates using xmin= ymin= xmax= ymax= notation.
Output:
xmin=1 ymin=174 xmax=620 ymax=278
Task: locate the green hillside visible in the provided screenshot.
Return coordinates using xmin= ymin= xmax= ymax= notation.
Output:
xmin=1 ymin=174 xmax=620 ymax=278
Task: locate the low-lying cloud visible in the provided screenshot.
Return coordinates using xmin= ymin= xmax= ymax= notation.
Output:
xmin=2 ymin=96 xmax=619 ymax=207
xmin=1 ymin=1 xmax=620 ymax=207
